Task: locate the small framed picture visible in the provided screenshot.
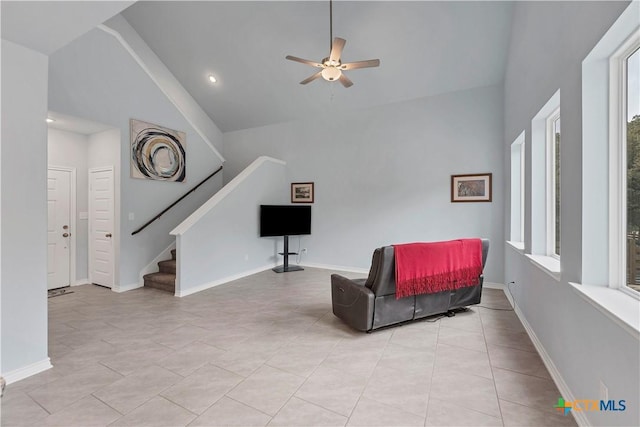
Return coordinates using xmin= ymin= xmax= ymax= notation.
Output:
xmin=291 ymin=182 xmax=314 ymax=203
xmin=451 ymin=173 xmax=492 ymax=202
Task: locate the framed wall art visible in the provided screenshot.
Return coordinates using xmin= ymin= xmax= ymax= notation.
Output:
xmin=291 ymin=182 xmax=314 ymax=203
xmin=451 ymin=173 xmax=492 ymax=202
xmin=130 ymin=119 xmax=186 ymax=182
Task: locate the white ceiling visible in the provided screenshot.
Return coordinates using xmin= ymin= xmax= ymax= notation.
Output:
xmin=121 ymin=1 xmax=514 ymax=132
xmin=1 ymin=1 xmax=134 ymax=55
xmin=1 ymin=1 xmax=514 ymax=133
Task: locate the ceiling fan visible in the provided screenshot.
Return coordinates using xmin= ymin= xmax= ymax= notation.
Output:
xmin=285 ymin=0 xmax=380 ymax=88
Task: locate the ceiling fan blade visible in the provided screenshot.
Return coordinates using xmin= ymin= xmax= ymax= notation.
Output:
xmin=340 ymin=59 xmax=380 ymax=70
xmin=300 ymin=71 xmax=323 ymax=85
xmin=339 ymin=73 xmax=353 ymax=88
xmin=329 ymin=37 xmax=346 ymax=62
xmin=286 ymin=55 xmax=323 ymax=68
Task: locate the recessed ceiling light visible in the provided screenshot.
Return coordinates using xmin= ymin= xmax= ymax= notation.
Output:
xmin=208 ymin=75 xmax=217 ymax=84
xmin=46 ymin=118 xmax=55 ymax=123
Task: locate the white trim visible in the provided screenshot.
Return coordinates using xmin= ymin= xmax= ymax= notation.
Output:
xmin=112 ymin=282 xmax=143 ymax=293
xmin=88 ymin=166 xmax=115 ymax=289
xmin=48 ymin=166 xmax=77 ymax=289
xmin=569 ymin=282 xmax=640 ymax=340
xmin=483 ymin=281 xmax=504 ymax=290
xmin=96 ymin=24 xmax=224 ymax=163
xmin=506 ymin=240 xmax=525 ymax=253
xmin=2 ymin=358 xmax=52 ymax=385
xmin=171 ymin=156 xmax=286 ymax=235
xmin=526 ymin=254 xmax=561 ymax=281
xmin=72 ymin=278 xmax=88 ymax=286
xmin=507 ymin=298 xmax=587 ymax=427
xmin=546 ymin=109 xmax=561 ymax=258
xmin=176 ymin=264 xmax=274 ymax=297
xmin=510 ymin=132 xmax=525 ymax=243
xmin=138 ymin=241 xmax=176 ymax=287
xmin=531 ymin=90 xmax=560 ymax=255
xmin=300 ymin=262 xmax=370 ymax=275
xmin=610 ymin=31 xmax=640 ymax=290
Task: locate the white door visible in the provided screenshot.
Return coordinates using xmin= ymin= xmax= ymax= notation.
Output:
xmin=47 ymin=169 xmax=72 ymax=290
xmin=89 ymin=167 xmax=115 ymax=288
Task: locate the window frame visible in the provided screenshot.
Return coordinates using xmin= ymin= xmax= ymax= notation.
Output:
xmin=546 ymin=109 xmax=561 ymax=259
xmin=510 ymin=132 xmax=525 ymax=244
xmin=609 ymin=31 xmax=640 ymax=297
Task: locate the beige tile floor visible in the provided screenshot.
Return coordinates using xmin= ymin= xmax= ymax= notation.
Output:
xmin=1 ymin=268 xmax=577 ymax=426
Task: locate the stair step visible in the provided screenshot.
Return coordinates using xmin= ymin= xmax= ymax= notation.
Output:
xmin=171 ymin=249 xmax=176 ymax=260
xmin=158 ymin=259 xmax=176 ymax=274
xmin=144 ymin=272 xmax=175 ymax=293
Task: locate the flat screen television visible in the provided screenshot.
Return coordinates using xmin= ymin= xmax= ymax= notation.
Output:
xmin=260 ymin=205 xmax=311 ymax=237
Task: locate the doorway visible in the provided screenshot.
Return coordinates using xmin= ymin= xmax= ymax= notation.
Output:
xmin=47 ymin=167 xmax=76 ymax=290
xmin=89 ymin=167 xmax=115 ymax=288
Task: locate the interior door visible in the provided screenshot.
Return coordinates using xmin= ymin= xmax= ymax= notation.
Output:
xmin=89 ymin=167 xmax=115 ymax=288
xmin=47 ymin=168 xmax=72 ymax=290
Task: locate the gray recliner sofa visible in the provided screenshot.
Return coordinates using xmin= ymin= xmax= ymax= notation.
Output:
xmin=331 ymin=239 xmax=489 ymax=332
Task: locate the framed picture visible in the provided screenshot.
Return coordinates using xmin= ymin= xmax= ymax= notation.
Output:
xmin=451 ymin=173 xmax=492 ymax=202
xmin=291 ymin=182 xmax=314 ymax=203
xmin=130 ymin=119 xmax=186 ymax=182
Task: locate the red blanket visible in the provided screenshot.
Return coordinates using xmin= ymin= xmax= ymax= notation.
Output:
xmin=393 ymin=239 xmax=482 ymax=299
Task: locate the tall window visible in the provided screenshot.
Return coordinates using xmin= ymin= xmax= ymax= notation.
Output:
xmin=530 ymin=90 xmax=560 ymax=264
xmin=547 ymin=109 xmax=561 ymax=257
xmin=510 ymin=132 xmax=525 ymax=244
xmin=625 ymin=46 xmax=639 ymax=292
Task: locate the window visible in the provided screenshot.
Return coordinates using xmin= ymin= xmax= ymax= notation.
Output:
xmin=510 ymin=132 xmax=525 ymax=244
xmin=530 ymin=90 xmax=560 ymax=271
xmin=547 ymin=110 xmax=561 ymax=258
xmin=623 ymin=45 xmax=639 ymax=292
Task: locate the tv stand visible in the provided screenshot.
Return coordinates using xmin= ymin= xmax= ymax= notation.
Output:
xmin=273 ymin=235 xmax=304 ymax=273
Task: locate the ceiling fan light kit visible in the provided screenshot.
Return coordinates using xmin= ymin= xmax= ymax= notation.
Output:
xmin=286 ymin=0 xmax=380 ymax=88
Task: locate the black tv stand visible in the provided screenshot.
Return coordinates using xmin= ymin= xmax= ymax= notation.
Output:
xmin=273 ymin=235 xmax=304 ymax=273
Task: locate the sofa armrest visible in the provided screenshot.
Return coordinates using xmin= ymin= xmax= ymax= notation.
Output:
xmin=331 ymin=274 xmax=375 ymax=332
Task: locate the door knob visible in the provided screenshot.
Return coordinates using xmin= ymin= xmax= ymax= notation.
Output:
xmin=62 ymin=233 xmax=69 ymax=238
xmin=105 ymin=233 xmax=112 ymax=238
xmin=63 ymin=225 xmax=69 ymax=230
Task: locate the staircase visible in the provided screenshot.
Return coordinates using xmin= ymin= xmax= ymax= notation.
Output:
xmin=143 ymin=249 xmax=176 ymax=293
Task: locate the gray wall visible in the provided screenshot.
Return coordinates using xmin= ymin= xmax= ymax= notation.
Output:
xmin=177 ymin=158 xmax=287 ymax=295
xmin=48 ymin=128 xmax=90 ymax=282
xmin=503 ymin=1 xmax=638 ymax=426
xmin=1 ymin=40 xmax=49 ymax=376
xmin=48 ymin=28 xmax=224 ymax=287
xmin=224 ymin=85 xmax=505 ymax=284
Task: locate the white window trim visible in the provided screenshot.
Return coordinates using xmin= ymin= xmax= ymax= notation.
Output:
xmin=530 ymin=91 xmax=561 ymax=279
xmin=546 ymin=110 xmax=561 ymax=259
xmin=610 ymin=32 xmax=640 ymax=297
xmin=510 ymin=131 xmax=525 ymax=244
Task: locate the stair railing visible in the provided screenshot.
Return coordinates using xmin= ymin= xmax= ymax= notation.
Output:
xmin=131 ymin=165 xmax=223 ymax=236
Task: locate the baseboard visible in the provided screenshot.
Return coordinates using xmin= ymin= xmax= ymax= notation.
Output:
xmin=177 ymin=264 xmax=274 ymax=297
xmin=510 ymin=300 xmax=587 ymax=426
xmin=72 ymin=278 xmax=89 ymax=286
xmin=112 ymin=282 xmax=143 ymax=293
xmin=2 ymin=358 xmax=52 ymax=385
xmin=483 ymin=281 xmax=505 ymax=290
xmin=299 ymin=262 xmax=369 ymax=275
xmin=138 ymin=242 xmax=176 ymax=286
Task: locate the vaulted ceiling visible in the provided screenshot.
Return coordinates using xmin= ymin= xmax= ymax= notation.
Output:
xmin=121 ymin=1 xmax=514 ymax=132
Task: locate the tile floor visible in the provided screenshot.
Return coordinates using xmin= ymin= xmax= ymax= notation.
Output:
xmin=1 ymin=268 xmax=577 ymax=426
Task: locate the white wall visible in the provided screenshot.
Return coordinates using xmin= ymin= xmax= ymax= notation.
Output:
xmin=1 ymin=40 xmax=50 ymax=379
xmin=174 ymin=158 xmax=287 ymax=296
xmin=224 ymin=85 xmax=505 ymax=283
xmin=48 ymin=27 xmax=224 ymax=287
xmin=48 ymin=128 xmax=89 ymax=282
xmin=503 ymin=1 xmax=638 ymax=426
